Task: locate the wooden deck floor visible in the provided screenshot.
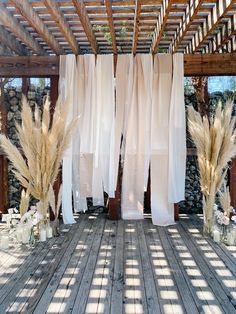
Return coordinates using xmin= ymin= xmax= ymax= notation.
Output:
xmin=0 ymin=213 xmax=236 ymax=314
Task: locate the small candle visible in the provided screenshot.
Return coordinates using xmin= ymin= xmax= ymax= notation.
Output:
xmin=39 ymin=228 xmax=47 ymax=242
xmin=0 ymin=235 xmax=9 ymax=249
xmin=22 ymin=227 xmax=30 ymax=244
xmin=213 ymin=229 xmax=220 ymax=243
xmin=228 ymin=233 xmax=235 ymax=246
xmin=46 ymin=226 xmax=53 ymax=239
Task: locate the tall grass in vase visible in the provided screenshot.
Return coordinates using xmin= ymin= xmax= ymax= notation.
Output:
xmin=0 ymin=96 xmax=77 ymax=225
xmin=188 ymin=99 xmax=236 ymax=235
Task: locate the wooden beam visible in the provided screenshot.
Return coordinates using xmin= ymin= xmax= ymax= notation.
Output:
xmin=105 ymin=0 xmax=117 ymax=55
xmin=10 ymin=0 xmax=63 ymax=55
xmin=132 ymin=0 xmax=142 ymax=54
xmin=0 ymin=54 xmax=235 ymax=77
xmin=43 ymin=0 xmax=80 ymax=54
xmin=192 ymin=0 xmax=235 ymax=52
xmin=173 ymin=0 xmax=204 ymax=53
xmin=184 ymin=53 xmax=236 ymax=76
xmin=0 ymin=26 xmax=28 ymax=56
xmin=72 ymin=0 xmax=99 ymax=54
xmin=0 ymin=4 xmax=45 ymax=55
xmin=151 ymin=0 xmax=174 ymax=54
xmin=0 ymin=56 xmax=59 ymax=77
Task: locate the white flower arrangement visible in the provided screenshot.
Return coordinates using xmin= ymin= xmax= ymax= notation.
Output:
xmin=215 ymin=210 xmax=230 ymax=226
xmin=20 ymin=206 xmax=43 ymax=229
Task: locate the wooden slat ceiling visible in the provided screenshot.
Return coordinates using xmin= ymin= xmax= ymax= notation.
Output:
xmin=0 ymin=0 xmax=235 ymax=56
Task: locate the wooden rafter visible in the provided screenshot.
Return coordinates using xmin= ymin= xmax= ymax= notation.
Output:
xmin=0 ymin=3 xmax=45 ymax=55
xmin=105 ymin=0 xmax=117 ymax=55
xmin=72 ymin=0 xmax=99 ymax=54
xmin=214 ymin=14 xmax=236 ymax=52
xmin=151 ymin=0 xmax=175 ymax=54
xmin=192 ymin=0 xmax=235 ymax=52
xmin=43 ymin=0 xmax=80 ymax=54
xmin=173 ymin=0 xmax=204 ymax=53
xmin=0 ymin=25 xmax=28 ymax=56
xmin=10 ymin=0 xmax=63 ymax=55
xmin=132 ymin=0 xmax=142 ymax=54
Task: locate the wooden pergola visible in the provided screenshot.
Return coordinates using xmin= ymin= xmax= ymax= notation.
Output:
xmin=0 ymin=0 xmax=235 ymax=55
xmin=0 ymin=0 xmax=236 ymax=216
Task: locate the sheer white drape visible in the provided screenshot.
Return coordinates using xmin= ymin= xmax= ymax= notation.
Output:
xmin=121 ymin=54 xmax=153 ymax=220
xmin=95 ymin=55 xmax=116 ymax=198
xmin=151 ymin=54 xmax=174 ymax=226
xmin=59 ymin=55 xmax=76 ymax=224
xmin=150 ymin=53 xmax=186 ymax=226
xmin=168 ymin=53 xmax=186 ymax=203
xmin=59 ymin=53 xmax=186 ymax=225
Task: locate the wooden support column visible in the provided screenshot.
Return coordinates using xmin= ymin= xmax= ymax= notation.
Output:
xmin=50 ymin=75 xmax=61 ymax=218
xmin=229 ymin=158 xmax=236 ymax=209
xmin=0 ymin=78 xmax=8 ymax=215
xmin=108 ymin=159 xmax=121 ymax=220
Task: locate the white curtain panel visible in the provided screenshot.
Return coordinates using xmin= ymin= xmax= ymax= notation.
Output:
xmin=168 ymin=53 xmax=186 ymax=203
xmin=114 ymin=54 xmax=133 ymax=191
xmin=59 ymin=55 xmax=76 ymax=224
xmin=95 ymin=54 xmax=116 ymax=198
xmin=72 ymin=55 xmax=85 ymax=212
xmin=151 ymin=54 xmax=174 ymax=226
xmin=121 ymin=54 xmax=153 ymax=220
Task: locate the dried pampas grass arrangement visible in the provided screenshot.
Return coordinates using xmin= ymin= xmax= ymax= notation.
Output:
xmin=0 ymin=95 xmax=77 ymax=221
xmin=188 ymin=99 xmax=236 ymax=235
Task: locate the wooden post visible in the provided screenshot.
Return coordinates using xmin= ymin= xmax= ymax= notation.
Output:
xmin=229 ymin=158 xmax=236 ymax=209
xmin=108 ymin=159 xmax=121 ymax=220
xmin=50 ymin=75 xmax=61 ymax=219
xmin=0 ymin=78 xmax=8 ymax=215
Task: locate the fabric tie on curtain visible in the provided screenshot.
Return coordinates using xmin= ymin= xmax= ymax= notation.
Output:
xmin=59 ymin=55 xmax=76 ymax=224
xmin=151 ymin=54 xmax=174 ymax=226
xmin=168 ymin=53 xmax=186 ymax=203
xmin=121 ymin=54 xmax=153 ymax=220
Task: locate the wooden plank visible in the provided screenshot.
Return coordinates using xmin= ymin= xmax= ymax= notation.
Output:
xmin=0 ymin=56 xmax=59 ymax=77
xmin=0 ymin=54 xmax=236 ymax=77
xmin=193 ymin=0 xmax=235 ymax=52
xmin=0 ymin=4 xmax=45 ymax=55
xmin=46 ymin=214 xmax=99 ymax=313
xmin=11 ymin=0 xmax=63 ymax=55
xmin=71 ymin=215 xmax=106 ymax=313
xmin=85 ymin=219 xmax=117 ymax=313
xmin=33 ymin=214 xmax=88 ymax=313
xmin=110 ymin=220 xmax=124 ymax=314
xmin=173 ymin=0 xmax=204 ymax=53
xmin=144 ymin=219 xmax=178 ymax=313
xmin=187 ymin=215 xmax=236 ymax=277
xmin=43 ymin=0 xmax=80 ymax=54
xmin=0 ymin=25 xmax=28 ymax=56
xmin=166 ymin=221 xmax=224 ymax=311
xmin=132 ymin=0 xmax=142 ymax=54
xmin=72 ymin=0 xmax=99 ymax=54
xmin=123 ymin=220 xmax=145 ymax=313
xmin=0 ymin=236 xmax=58 ymax=311
xmin=4 ymin=224 xmax=74 ymax=313
xmin=105 ymin=0 xmax=117 ymax=55
xmin=136 ymin=221 xmax=161 ymax=313
xmin=178 ymin=220 xmax=236 ymax=313
xmin=158 ymin=225 xmax=201 ymax=313
xmin=152 ymin=0 xmax=175 ymax=53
